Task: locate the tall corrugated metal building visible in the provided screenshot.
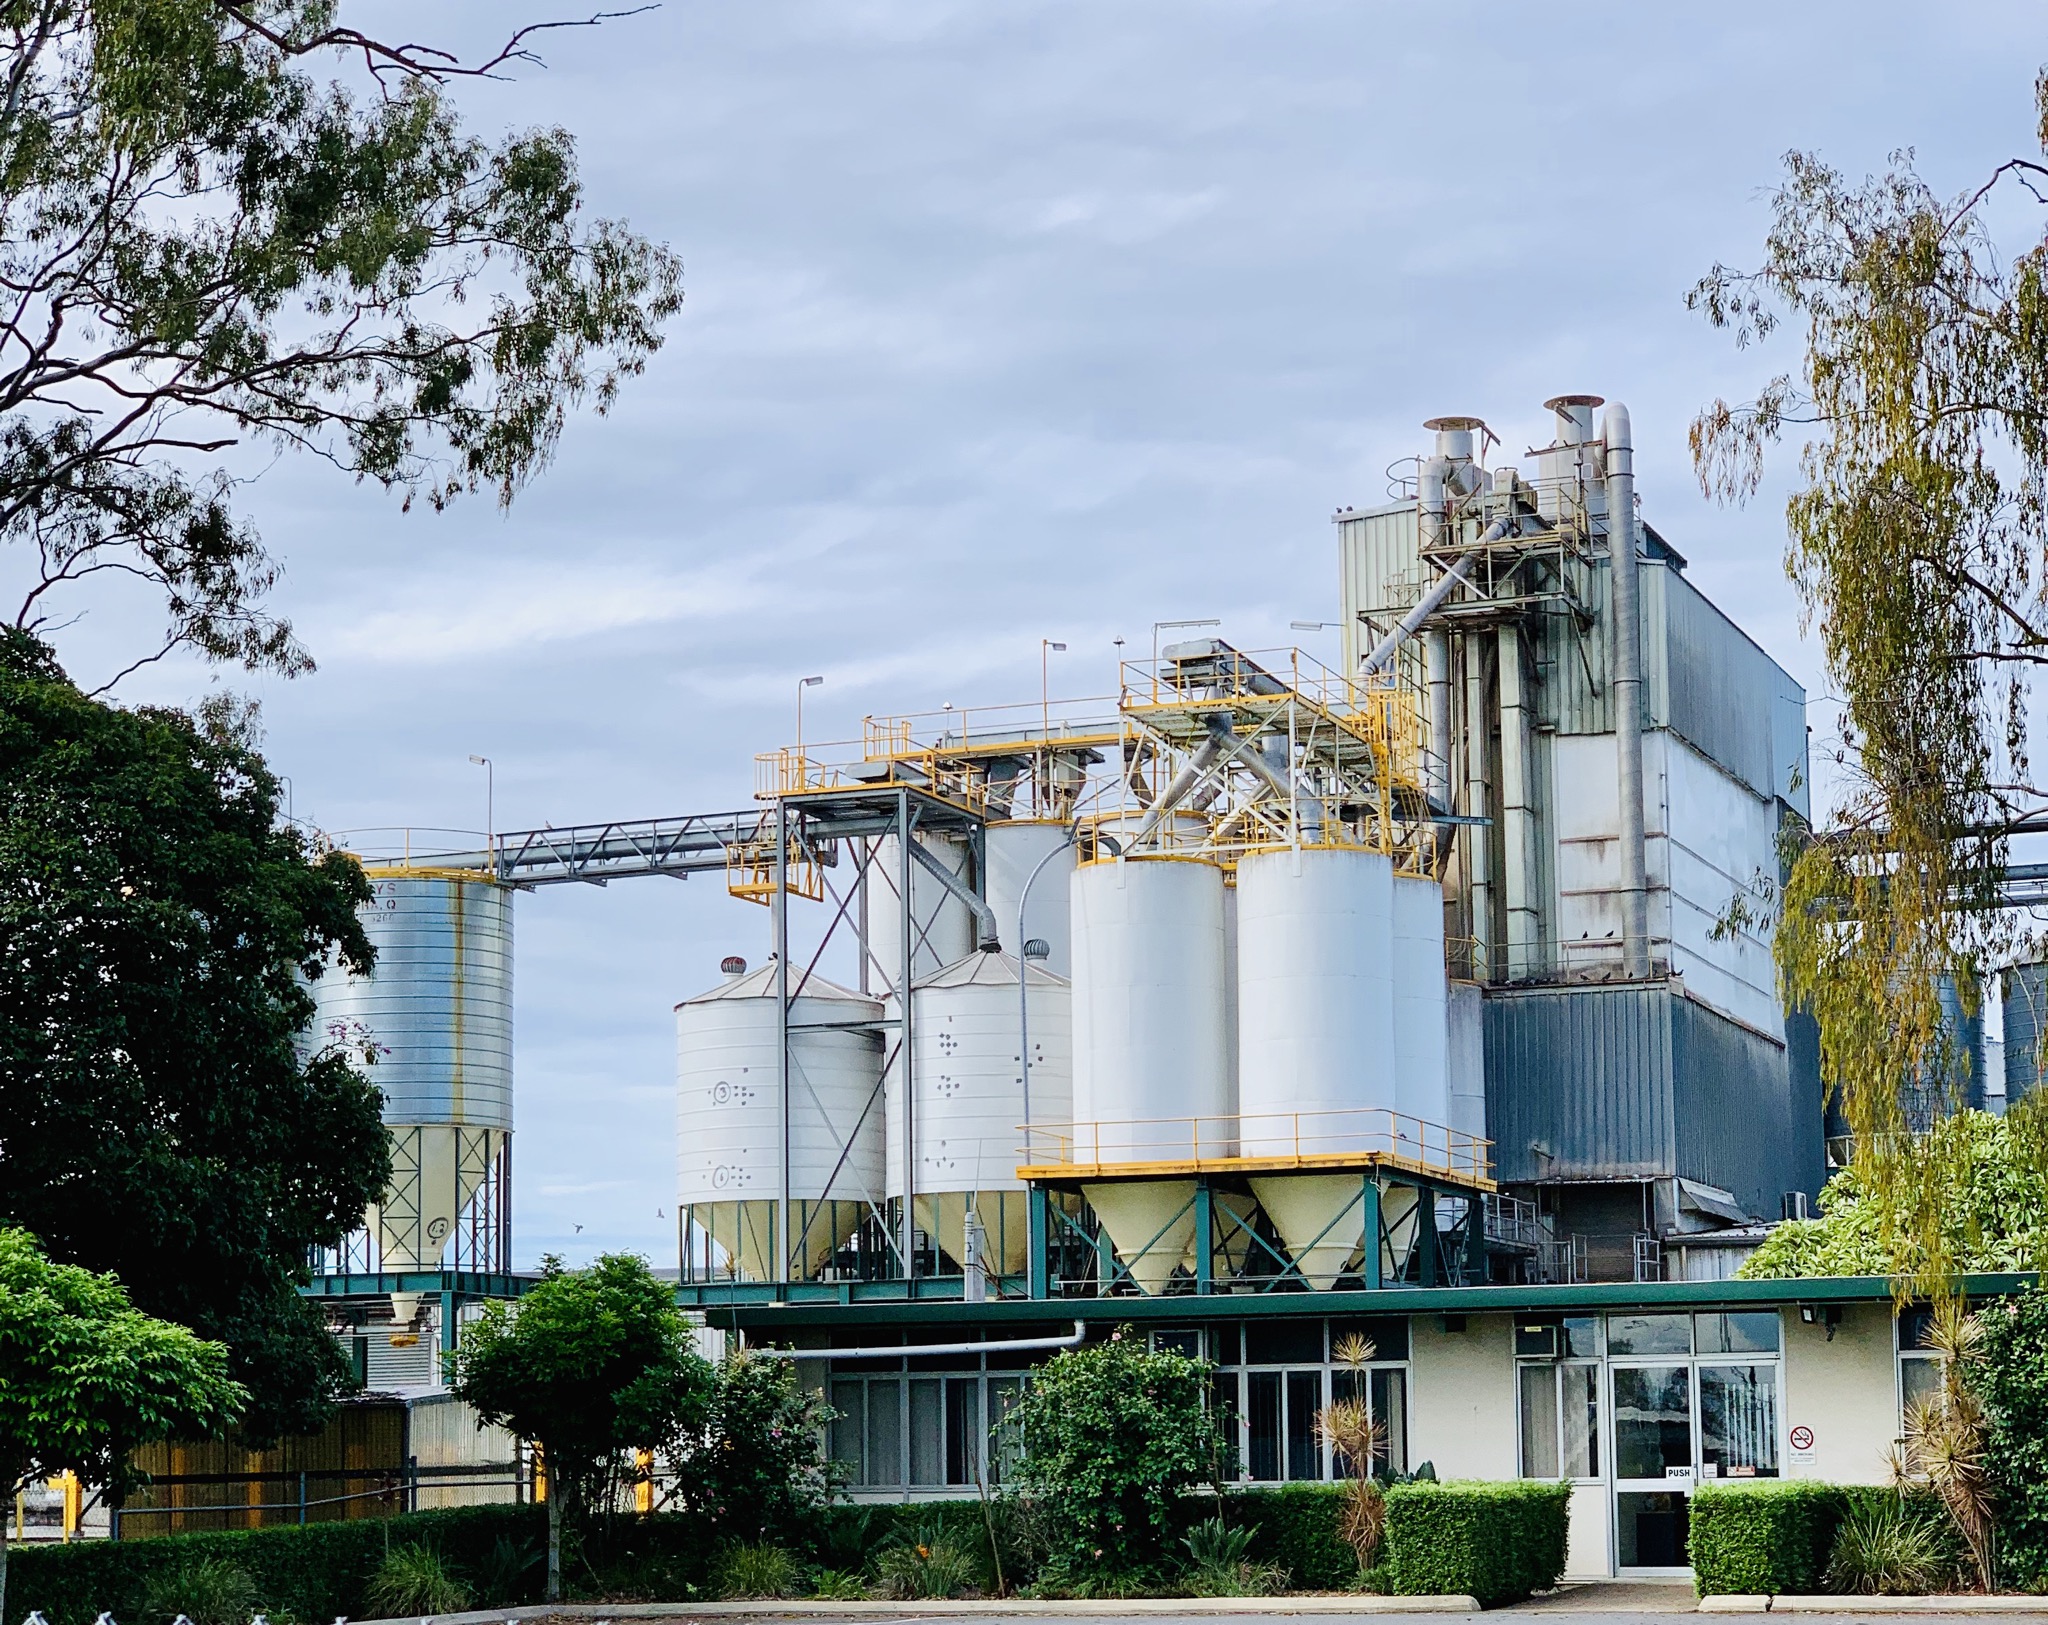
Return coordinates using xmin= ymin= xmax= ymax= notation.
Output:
xmin=1339 ymin=400 xmax=1823 ymax=1278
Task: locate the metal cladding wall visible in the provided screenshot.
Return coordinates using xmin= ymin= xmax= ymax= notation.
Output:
xmin=1482 ymin=981 xmax=1823 ymax=1216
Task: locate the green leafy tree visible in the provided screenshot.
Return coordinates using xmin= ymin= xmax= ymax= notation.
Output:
xmin=1008 ymin=1329 xmax=1228 ymax=1591
xmin=0 ymin=1 xmax=681 ymax=681
xmin=1974 ymin=1286 xmax=2048 ymax=1587
xmin=0 ymin=628 xmax=389 ymax=1438
xmin=1743 ymin=1106 xmax=2048 ymax=1279
xmin=1689 ymin=66 xmax=2048 ymax=1300
xmin=0 ymin=1225 xmax=247 ymax=1623
xmin=674 ymin=1349 xmax=844 ymax=1543
xmin=449 ymin=1253 xmax=714 ymax=1602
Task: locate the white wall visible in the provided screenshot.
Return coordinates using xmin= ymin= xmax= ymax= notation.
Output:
xmin=1781 ymin=1303 xmax=1898 ymax=1486
xmin=1408 ymin=1312 xmax=1518 ymax=1479
xmin=1551 ymin=730 xmax=1781 ymax=1035
xmin=1564 ymin=1485 xmax=1611 ymax=1582
xmin=408 ymin=1394 xmax=520 ymax=1507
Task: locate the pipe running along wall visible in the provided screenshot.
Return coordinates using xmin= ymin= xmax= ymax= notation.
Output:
xmin=1603 ymin=402 xmax=1650 ymax=977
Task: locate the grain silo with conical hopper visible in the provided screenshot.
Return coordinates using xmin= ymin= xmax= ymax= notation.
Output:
xmin=675 ymin=960 xmax=885 ymax=1283
xmin=307 ymin=870 xmax=513 ymax=1325
xmin=1066 ymin=853 xmax=1233 ymax=1293
xmin=887 ymin=950 xmax=1071 ymax=1278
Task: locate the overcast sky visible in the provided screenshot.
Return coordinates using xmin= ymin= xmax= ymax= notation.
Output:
xmin=15 ymin=2 xmax=2044 ymax=1266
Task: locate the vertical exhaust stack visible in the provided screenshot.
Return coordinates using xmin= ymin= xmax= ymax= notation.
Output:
xmin=1604 ymin=402 xmax=1651 ymax=977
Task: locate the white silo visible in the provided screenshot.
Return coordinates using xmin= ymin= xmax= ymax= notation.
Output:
xmin=1234 ymin=846 xmax=1395 ymax=1287
xmin=985 ymin=821 xmax=1074 ymax=976
xmin=889 ymin=952 xmax=1072 ymax=1277
xmin=1071 ymin=856 xmax=1231 ymax=1293
xmin=675 ymin=960 xmax=885 ymax=1283
xmin=868 ymin=832 xmax=975 ymax=991
xmin=1392 ymin=873 xmax=1452 ymax=1142
xmin=307 ymin=871 xmax=513 ymax=1318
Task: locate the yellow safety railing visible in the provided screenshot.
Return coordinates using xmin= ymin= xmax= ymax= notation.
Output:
xmin=1018 ymin=1108 xmax=1492 ymax=1185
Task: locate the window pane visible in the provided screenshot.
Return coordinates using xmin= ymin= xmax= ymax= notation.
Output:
xmin=1245 ymin=1320 xmax=1323 ymax=1365
xmin=1700 ymin=1363 xmax=1778 ymax=1479
xmin=865 ymin=1377 xmax=902 ymax=1487
xmin=1613 ymin=1364 xmax=1692 ymax=1478
xmin=1246 ymin=1371 xmax=1282 ymax=1481
xmin=1154 ymin=1328 xmax=1205 ymax=1359
xmin=945 ymin=1378 xmax=981 ymax=1486
xmin=1519 ymin=1365 xmax=1560 ymax=1479
xmin=1286 ymin=1370 xmax=1322 ymax=1480
xmin=1617 ymin=1491 xmax=1690 ymax=1568
xmin=1561 ymin=1363 xmax=1600 ymax=1479
xmin=908 ymin=1378 xmax=944 ymax=1486
xmin=1696 ymin=1312 xmax=1781 ymax=1354
xmin=1608 ymin=1314 xmax=1693 ymax=1355
xmin=1214 ymin=1370 xmax=1242 ymax=1482
xmin=1372 ymin=1368 xmax=1408 ymax=1475
xmin=830 ymin=1381 xmax=864 ymax=1482
xmin=1563 ymin=1316 xmax=1602 ymax=1358
xmin=1900 ymin=1355 xmax=1943 ymax=1426
xmin=1328 ymin=1315 xmax=1409 ymax=1361
xmin=987 ymin=1376 xmax=1022 ymax=1485
xmin=1898 ymin=1305 xmax=1937 ymax=1353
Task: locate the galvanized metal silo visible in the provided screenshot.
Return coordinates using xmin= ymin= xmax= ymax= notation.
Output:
xmin=2006 ymin=962 xmax=2048 ymax=1105
xmin=306 ymin=870 xmax=513 ymax=1297
xmin=675 ymin=961 xmax=884 ymax=1283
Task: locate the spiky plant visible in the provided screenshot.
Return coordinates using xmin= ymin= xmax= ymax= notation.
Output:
xmin=1899 ymin=1307 xmax=1996 ymax=1590
xmin=1315 ymin=1333 xmax=1388 ymax=1572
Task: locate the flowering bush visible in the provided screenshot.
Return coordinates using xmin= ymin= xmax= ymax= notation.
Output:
xmin=678 ymin=1350 xmax=846 ymax=1542
xmin=1009 ymin=1329 xmax=1228 ymax=1589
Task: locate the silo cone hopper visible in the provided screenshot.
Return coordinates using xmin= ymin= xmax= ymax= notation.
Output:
xmin=368 ymin=1124 xmax=506 ymax=1322
xmin=1249 ymin=1174 xmax=1367 ymax=1289
xmin=914 ymin=1192 xmax=1032 ymax=1278
xmin=1197 ymin=1190 xmax=1260 ymax=1278
xmin=1378 ymin=1184 xmax=1422 ymax=1279
xmin=1083 ymin=1180 xmax=1198 ymax=1294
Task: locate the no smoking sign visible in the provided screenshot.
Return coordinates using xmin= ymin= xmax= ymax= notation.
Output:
xmin=1789 ymin=1424 xmax=1816 ymax=1459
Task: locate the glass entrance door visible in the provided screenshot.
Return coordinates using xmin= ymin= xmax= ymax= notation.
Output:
xmin=1611 ymin=1362 xmax=1694 ymax=1572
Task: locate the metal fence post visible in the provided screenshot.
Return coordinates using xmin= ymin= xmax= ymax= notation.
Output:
xmin=297 ymin=1471 xmax=307 ymax=1525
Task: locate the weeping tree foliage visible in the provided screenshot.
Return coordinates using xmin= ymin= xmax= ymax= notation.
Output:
xmin=0 ymin=0 xmax=682 ymax=683
xmin=1689 ymin=69 xmax=2048 ymax=1299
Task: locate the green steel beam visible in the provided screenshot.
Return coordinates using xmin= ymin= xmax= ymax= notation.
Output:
xmin=300 ymin=1270 xmax=536 ymax=1300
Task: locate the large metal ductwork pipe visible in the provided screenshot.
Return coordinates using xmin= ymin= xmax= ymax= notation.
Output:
xmin=1360 ymin=515 xmax=1511 ymax=677
xmin=1604 ymin=401 xmax=1651 ymax=977
xmin=909 ymin=836 xmax=1002 ymax=953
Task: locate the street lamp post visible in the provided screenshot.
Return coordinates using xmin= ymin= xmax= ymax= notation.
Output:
xmin=467 ymin=755 xmax=493 ymax=866
xmin=795 ymin=675 xmax=823 ymax=787
xmin=1040 ymin=639 xmax=1066 ymax=800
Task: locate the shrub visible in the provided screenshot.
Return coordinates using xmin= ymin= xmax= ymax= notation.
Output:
xmin=808 ymin=1568 xmax=869 ymax=1600
xmin=681 ymin=1351 xmax=845 ymax=1544
xmin=1973 ymin=1283 xmax=2048 ymax=1587
xmin=1182 ymin=1516 xmax=1288 ymax=1597
xmin=138 ymin=1557 xmax=260 ymax=1625
xmin=1690 ymin=1482 xmax=1847 ymax=1596
xmin=712 ymin=1541 xmax=802 ymax=1601
xmin=471 ymin=1532 xmax=544 ymax=1606
xmin=1827 ymin=1495 xmax=1952 ymax=1595
xmin=1009 ymin=1330 xmax=1228 ymax=1590
xmin=872 ymin=1533 xmax=983 ymax=1600
xmin=12 ymin=1505 xmax=550 ymax=1625
xmin=1382 ymin=1480 xmax=1571 ymax=1606
xmin=1235 ymin=1485 xmax=1356 ymax=1591
xmin=364 ymin=1544 xmax=471 ymax=1617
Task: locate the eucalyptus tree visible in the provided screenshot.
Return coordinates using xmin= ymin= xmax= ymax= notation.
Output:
xmin=1690 ymin=70 xmax=2048 ymax=1293
xmin=0 ymin=0 xmax=682 ymax=682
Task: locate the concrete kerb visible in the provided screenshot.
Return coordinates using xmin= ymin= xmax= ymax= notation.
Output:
xmin=347 ymin=1600 xmax=1485 ymax=1625
xmin=1700 ymin=1599 xmax=2048 ymax=1614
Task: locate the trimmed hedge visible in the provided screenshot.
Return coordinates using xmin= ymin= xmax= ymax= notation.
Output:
xmin=1688 ymin=1483 xmax=1959 ymax=1598
xmin=3 ymin=1504 xmax=738 ymax=1625
xmin=1383 ymin=1480 xmax=1572 ymax=1606
xmin=1689 ymin=1482 xmax=1845 ymax=1596
xmin=1234 ymin=1485 xmax=1357 ymax=1591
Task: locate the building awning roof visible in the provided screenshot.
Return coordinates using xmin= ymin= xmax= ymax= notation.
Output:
xmin=699 ymin=1272 xmax=2036 ymax=1334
